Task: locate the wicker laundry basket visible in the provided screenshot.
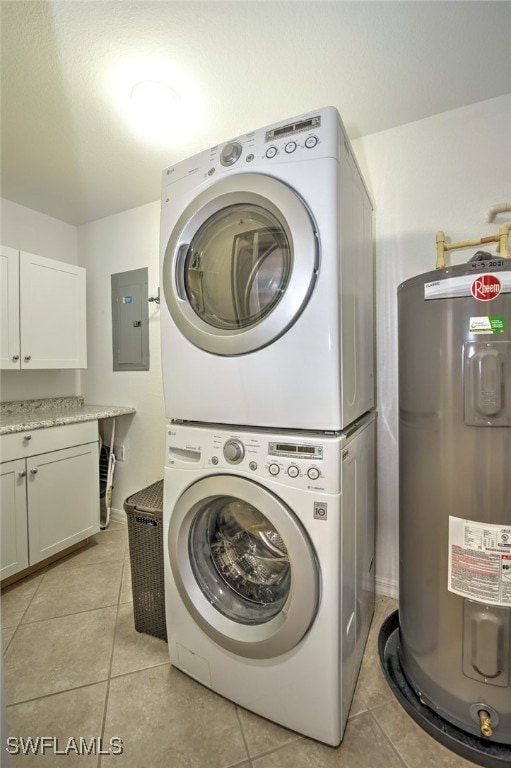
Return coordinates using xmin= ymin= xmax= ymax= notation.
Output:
xmin=124 ymin=480 xmax=167 ymax=642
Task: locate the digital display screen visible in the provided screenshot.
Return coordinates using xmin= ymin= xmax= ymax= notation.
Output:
xmin=275 ymin=444 xmax=316 ymax=454
xmin=265 ymin=116 xmax=320 ymax=142
xmin=269 ymin=440 xmax=323 ymax=459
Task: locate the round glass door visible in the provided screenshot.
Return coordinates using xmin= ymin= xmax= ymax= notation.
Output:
xmin=189 ymin=496 xmax=290 ymax=625
xmin=162 ymin=173 xmax=318 ymax=356
xmin=185 ymin=204 xmax=291 ymax=331
xmin=168 ymin=475 xmax=319 ymax=659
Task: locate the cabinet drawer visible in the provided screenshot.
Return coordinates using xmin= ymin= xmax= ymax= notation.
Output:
xmin=0 ymin=421 xmax=98 ymax=463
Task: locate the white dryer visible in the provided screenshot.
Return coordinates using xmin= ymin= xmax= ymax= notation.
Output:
xmin=163 ymin=415 xmax=375 ymax=745
xmin=159 ymin=106 xmax=374 ymax=431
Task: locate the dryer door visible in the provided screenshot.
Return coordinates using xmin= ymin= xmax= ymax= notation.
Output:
xmin=162 ymin=174 xmax=318 ymax=355
xmin=168 ymin=474 xmax=319 ymax=659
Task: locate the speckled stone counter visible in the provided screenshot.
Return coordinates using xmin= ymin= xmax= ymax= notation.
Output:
xmin=0 ymin=396 xmax=135 ymax=435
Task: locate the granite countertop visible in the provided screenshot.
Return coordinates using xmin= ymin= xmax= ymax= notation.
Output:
xmin=0 ymin=397 xmax=136 ymax=435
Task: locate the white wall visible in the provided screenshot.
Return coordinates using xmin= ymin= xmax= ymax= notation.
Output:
xmin=352 ymin=93 xmax=511 ymax=596
xmin=78 ymin=201 xmax=165 ymax=514
xmin=0 ymin=197 xmax=81 ymax=401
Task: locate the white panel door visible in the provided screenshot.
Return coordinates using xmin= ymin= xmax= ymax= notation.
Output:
xmin=0 ymin=246 xmax=21 ymax=370
xmin=27 ymin=442 xmax=99 ymax=564
xmin=19 ymin=252 xmax=87 ymax=368
xmin=0 ymin=459 xmax=29 ymax=579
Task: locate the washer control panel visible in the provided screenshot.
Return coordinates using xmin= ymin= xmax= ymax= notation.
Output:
xmin=166 ymin=422 xmax=344 ymax=494
xmin=213 ymin=434 xmax=325 ymax=489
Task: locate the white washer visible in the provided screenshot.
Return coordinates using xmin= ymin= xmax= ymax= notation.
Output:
xmin=163 ymin=415 xmax=375 ymax=745
xmin=159 ymin=106 xmax=374 ymax=431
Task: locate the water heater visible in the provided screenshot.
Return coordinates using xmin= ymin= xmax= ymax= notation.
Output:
xmin=398 ymin=261 xmax=511 ymax=747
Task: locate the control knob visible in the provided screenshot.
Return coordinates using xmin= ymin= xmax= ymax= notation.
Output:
xmin=220 ymin=142 xmax=242 ymax=166
xmin=223 ymin=439 xmax=245 ymax=464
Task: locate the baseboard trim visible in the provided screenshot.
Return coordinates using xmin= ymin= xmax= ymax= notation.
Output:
xmin=109 ymin=506 xmax=127 ymax=525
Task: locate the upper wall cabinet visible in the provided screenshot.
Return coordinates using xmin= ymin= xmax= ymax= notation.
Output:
xmin=0 ymin=246 xmax=87 ymax=370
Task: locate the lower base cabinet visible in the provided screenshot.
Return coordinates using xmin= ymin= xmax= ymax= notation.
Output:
xmin=0 ymin=423 xmax=99 ymax=580
xmin=1 ymin=459 xmax=29 ymax=579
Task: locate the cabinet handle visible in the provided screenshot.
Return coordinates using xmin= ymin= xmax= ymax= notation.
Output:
xmin=12 ymin=355 xmax=20 ymax=361
xmin=30 ymin=468 xmax=38 ymax=475
xmin=24 ymin=355 xmax=32 ymax=362
xmin=23 ymin=435 xmax=32 ymax=441
xmin=18 ymin=470 xmax=27 ymax=478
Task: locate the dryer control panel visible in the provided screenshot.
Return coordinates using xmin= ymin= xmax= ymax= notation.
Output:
xmin=162 ymin=106 xmax=340 ymax=188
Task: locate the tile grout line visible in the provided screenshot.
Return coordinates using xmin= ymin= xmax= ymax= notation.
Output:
xmin=3 ymin=528 xmax=128 ymax=763
xmin=3 ymin=529 xmax=128 ymax=632
xmin=39 ymin=527 xmax=127 ymax=573
xmin=5 ymin=678 xmax=110 ymax=710
xmin=109 ymin=659 xmax=170 ymax=682
xmin=234 ymin=707 xmax=254 ymax=768
xmin=4 ymin=603 xmax=120 ymax=709
xmin=367 ymin=708 xmax=410 ymax=768
xmin=14 ymin=600 xmax=124 ymax=627
xmin=239 ymin=737 xmax=305 ymax=764
xmin=5 ymin=602 xmax=121 ymax=632
xmin=2 ymin=569 xmax=47 ymax=655
xmin=97 ymin=550 xmax=127 ymax=768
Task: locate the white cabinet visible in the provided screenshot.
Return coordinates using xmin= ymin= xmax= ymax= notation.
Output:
xmin=0 ymin=459 xmax=29 ymax=579
xmin=0 ymin=422 xmax=99 ymax=580
xmin=0 ymin=245 xmax=20 ymax=369
xmin=0 ymin=245 xmax=87 ymax=370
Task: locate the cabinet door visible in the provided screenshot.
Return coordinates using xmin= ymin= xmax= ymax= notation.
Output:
xmin=0 ymin=246 xmax=21 ymax=370
xmin=0 ymin=459 xmax=29 ymax=579
xmin=27 ymin=442 xmax=99 ymax=565
xmin=19 ymin=252 xmax=87 ymax=369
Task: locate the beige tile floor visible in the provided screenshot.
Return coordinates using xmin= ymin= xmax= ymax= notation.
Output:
xmin=2 ymin=523 xmax=481 ymax=767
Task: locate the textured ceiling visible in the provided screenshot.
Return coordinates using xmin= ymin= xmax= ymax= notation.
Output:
xmin=1 ymin=1 xmax=510 ymax=226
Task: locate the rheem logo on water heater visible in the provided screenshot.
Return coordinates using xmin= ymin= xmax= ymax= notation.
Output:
xmin=471 ymin=274 xmax=502 ymax=301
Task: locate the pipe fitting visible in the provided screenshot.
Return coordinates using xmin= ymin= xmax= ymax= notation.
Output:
xmin=478 ymin=709 xmax=493 ymax=738
xmin=436 ymin=230 xmax=446 ymax=270
xmin=487 ymin=202 xmax=511 ymax=223
xmin=499 ymin=222 xmax=511 ymax=258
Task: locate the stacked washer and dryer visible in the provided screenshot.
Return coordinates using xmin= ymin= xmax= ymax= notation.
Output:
xmin=159 ymin=107 xmax=376 ymax=746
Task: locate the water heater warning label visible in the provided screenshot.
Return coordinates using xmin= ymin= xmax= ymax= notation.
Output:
xmin=448 ymin=516 xmax=511 ymax=607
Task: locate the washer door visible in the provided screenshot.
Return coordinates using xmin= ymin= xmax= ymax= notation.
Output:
xmin=162 ymin=174 xmax=318 ymax=355
xmin=168 ymin=475 xmax=319 ymax=659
